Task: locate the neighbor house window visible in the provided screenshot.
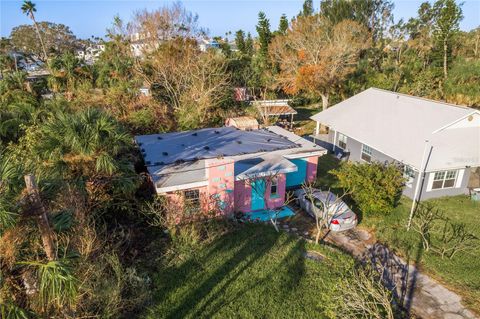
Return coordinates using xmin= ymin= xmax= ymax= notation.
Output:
xmin=432 ymin=170 xmax=457 ymax=189
xmin=270 ymin=178 xmax=278 ymax=197
xmin=338 ymin=133 xmax=347 ymax=149
xmin=361 ymin=144 xmax=373 ymax=162
xmin=403 ymin=165 xmax=415 ymax=188
xmin=184 ymin=189 xmax=200 ymax=207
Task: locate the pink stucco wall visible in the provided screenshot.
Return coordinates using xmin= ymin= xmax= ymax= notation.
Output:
xmin=234 ymin=180 xmax=251 ymax=213
xmin=164 ymin=186 xmax=209 ymax=223
xmin=264 ymin=174 xmax=286 ymax=210
xmin=205 ymin=158 xmax=235 ymax=216
xmin=306 ymin=156 xmax=319 ymax=182
xmin=163 ymin=155 xmax=319 ymax=217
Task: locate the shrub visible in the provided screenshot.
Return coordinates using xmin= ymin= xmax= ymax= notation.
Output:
xmin=331 ymin=161 xmax=405 ymax=215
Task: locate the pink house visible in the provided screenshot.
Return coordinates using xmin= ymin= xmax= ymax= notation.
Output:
xmin=135 ymin=126 xmax=326 ymax=219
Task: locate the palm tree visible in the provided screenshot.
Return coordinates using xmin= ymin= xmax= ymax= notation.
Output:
xmin=21 ymin=0 xmax=48 ymax=61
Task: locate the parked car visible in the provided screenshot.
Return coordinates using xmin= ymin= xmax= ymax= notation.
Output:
xmin=293 ymin=188 xmax=357 ymax=232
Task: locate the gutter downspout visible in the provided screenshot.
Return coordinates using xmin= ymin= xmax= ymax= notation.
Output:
xmin=315 ymin=121 xmax=320 ymax=136
xmin=332 ymin=129 xmax=337 ymax=153
xmin=407 ymin=140 xmax=431 ymax=230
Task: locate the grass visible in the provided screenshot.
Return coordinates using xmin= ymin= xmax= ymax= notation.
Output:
xmin=293 ymin=104 xmax=320 ymax=136
xmin=315 ymin=154 xmax=480 ymax=313
xmin=142 ymin=224 xmax=355 ymax=319
xmin=362 ymin=196 xmax=480 ymax=313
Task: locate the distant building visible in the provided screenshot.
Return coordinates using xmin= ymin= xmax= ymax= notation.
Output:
xmin=225 ymin=117 xmax=259 ymax=130
xmin=199 ymin=38 xmax=220 ymax=52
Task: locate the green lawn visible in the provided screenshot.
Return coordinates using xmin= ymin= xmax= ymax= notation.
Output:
xmin=293 ymin=104 xmax=319 ymax=136
xmin=315 ymin=154 xmax=480 ymax=313
xmin=142 ymin=224 xmax=355 ymax=319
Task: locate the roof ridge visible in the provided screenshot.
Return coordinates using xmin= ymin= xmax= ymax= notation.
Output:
xmin=368 ymin=87 xmax=473 ymax=111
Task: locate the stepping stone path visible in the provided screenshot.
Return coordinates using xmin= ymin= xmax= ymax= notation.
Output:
xmin=327 ymin=230 xmax=478 ymax=319
xmin=281 ymin=216 xmax=478 ymax=319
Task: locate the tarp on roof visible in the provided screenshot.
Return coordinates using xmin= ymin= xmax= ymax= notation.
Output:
xmin=135 ymin=126 xmax=299 ymax=166
xmin=310 ymin=88 xmax=478 ymax=171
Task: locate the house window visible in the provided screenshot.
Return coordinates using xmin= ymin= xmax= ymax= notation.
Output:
xmin=403 ymin=165 xmax=415 ymax=188
xmin=270 ymin=178 xmax=278 ymax=197
xmin=184 ymin=189 xmax=200 ymax=207
xmin=338 ymin=133 xmax=347 ymax=149
xmin=432 ymin=170 xmax=457 ymax=190
xmin=361 ymin=144 xmax=373 ymax=162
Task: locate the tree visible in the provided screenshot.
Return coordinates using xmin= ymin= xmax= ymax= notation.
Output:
xmin=270 ymin=16 xmax=371 ymax=111
xmin=235 ymin=30 xmax=247 ymax=54
xmin=302 ymin=182 xmax=350 ymax=244
xmin=319 ymin=0 xmax=394 ymax=43
xmin=431 ymin=0 xmax=463 ymax=79
xmin=10 ymin=22 xmax=78 ymax=59
xmin=21 ymin=0 xmax=47 ymax=60
xmin=299 ymin=0 xmax=314 ymax=17
xmin=337 ymin=264 xmax=394 ymax=319
xmin=331 ymin=161 xmax=405 ymax=215
xmin=278 ymin=14 xmax=289 ymax=35
xmin=256 ymin=12 xmax=272 ymax=61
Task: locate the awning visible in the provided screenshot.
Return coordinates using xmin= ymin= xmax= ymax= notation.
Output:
xmin=234 ymin=156 xmax=298 ymax=180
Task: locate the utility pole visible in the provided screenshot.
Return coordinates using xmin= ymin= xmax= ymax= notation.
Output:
xmin=24 ymin=174 xmax=56 ymax=261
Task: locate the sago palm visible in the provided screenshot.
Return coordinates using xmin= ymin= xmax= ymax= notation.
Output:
xmin=21 ymin=108 xmax=139 ymax=204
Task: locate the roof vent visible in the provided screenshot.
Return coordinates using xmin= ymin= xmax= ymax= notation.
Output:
xmin=138 ymin=142 xmax=143 ymax=146
xmin=267 ymin=138 xmax=272 ymax=142
xmin=141 ymin=148 xmax=146 ymax=153
xmin=162 ymin=152 xmax=168 ymax=156
xmin=204 ymin=146 xmax=210 ymax=150
xmin=236 ymin=140 xmax=242 ymax=144
xmin=157 ymin=136 xmax=163 ymax=140
xmin=192 ymin=132 xmax=198 ymax=136
xmin=214 ymin=130 xmax=220 ymax=134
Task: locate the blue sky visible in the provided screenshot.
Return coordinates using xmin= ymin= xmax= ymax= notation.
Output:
xmin=1 ymin=0 xmax=479 ymax=40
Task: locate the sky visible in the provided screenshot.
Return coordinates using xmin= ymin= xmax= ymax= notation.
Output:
xmin=1 ymin=0 xmax=479 ymax=40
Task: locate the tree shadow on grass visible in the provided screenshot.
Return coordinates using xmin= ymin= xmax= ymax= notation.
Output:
xmin=361 ymin=235 xmax=424 ymax=317
xmin=192 ymin=235 xmax=306 ymax=318
xmin=151 ymin=225 xmax=305 ymax=318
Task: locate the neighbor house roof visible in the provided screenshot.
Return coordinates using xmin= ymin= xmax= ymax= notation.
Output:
xmin=136 ymin=126 xmax=326 ymax=193
xmin=310 ymin=88 xmax=480 ymax=171
xmin=253 ymin=100 xmax=297 ymax=116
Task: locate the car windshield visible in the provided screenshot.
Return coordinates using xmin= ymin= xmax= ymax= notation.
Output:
xmin=313 ymin=199 xmax=323 ymax=209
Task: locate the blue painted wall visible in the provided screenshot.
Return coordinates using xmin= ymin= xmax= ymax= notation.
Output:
xmin=286 ymin=158 xmax=307 ymax=187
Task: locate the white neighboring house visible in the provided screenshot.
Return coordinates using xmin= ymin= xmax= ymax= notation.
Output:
xmin=198 ymin=38 xmax=220 ymax=52
xmin=76 ymin=44 xmax=105 ymax=64
xmin=311 ymin=88 xmax=480 ymax=201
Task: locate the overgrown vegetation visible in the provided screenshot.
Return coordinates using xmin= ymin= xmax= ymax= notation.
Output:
xmin=331 ymin=161 xmax=405 ymax=215
xmin=1 ymin=0 xmax=479 ymax=317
